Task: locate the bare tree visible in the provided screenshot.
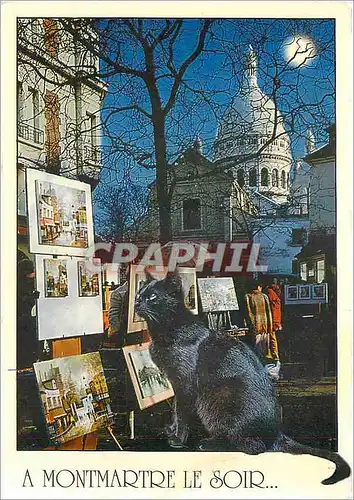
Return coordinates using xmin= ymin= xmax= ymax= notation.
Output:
xmin=17 ymin=18 xmax=335 ymax=245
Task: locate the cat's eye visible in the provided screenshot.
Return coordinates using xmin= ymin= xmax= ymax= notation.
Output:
xmin=149 ymin=293 xmax=157 ymax=301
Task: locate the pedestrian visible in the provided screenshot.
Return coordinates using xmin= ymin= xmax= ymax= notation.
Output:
xmin=17 ymin=257 xmax=40 ymax=368
xmin=244 ymin=279 xmax=280 ymax=381
xmin=107 ymin=270 xmax=129 ymax=347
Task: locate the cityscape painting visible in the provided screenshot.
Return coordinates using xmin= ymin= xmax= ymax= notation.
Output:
xmin=197 ymin=277 xmax=239 ymax=312
xmin=123 ymin=342 xmax=174 ymax=409
xmin=33 ymin=353 xmax=113 ymax=445
xmin=78 ymin=260 xmax=99 ymax=297
xmin=44 ymin=259 xmax=68 ymax=298
xmin=176 ymin=267 xmax=198 ymax=315
xmin=26 ymin=169 xmax=94 ymax=257
xmin=36 ymin=180 xmax=88 ymax=248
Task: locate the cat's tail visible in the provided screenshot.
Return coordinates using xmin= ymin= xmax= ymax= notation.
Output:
xmin=272 ymin=433 xmax=351 ymax=485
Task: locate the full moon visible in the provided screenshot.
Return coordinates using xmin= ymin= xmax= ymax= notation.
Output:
xmin=284 ymin=35 xmax=317 ymax=67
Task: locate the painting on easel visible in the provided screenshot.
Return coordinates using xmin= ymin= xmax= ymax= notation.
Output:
xmin=33 ymin=352 xmax=113 ymax=445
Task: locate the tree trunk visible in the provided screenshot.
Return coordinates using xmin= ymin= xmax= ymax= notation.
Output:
xmin=145 ymin=47 xmax=172 ymax=244
xmin=152 ymin=111 xmax=172 ymax=244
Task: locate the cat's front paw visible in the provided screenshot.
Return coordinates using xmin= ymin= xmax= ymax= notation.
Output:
xmin=164 ymin=422 xmax=177 ymax=437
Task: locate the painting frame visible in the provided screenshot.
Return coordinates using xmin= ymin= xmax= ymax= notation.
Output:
xmin=285 ymin=285 xmax=299 ymax=301
xmin=197 ymin=276 xmax=239 ymax=312
xmin=122 ymin=342 xmax=174 ymax=410
xmin=127 ymin=265 xmax=168 ymax=333
xmin=33 ymin=352 xmax=114 ymax=445
xmin=312 ymin=283 xmax=328 ymax=301
xmin=26 ymin=168 xmax=94 ymax=257
xmin=176 ymin=267 xmax=198 ymax=315
xmin=77 ymin=259 xmax=100 ymax=297
xmin=44 ymin=258 xmax=69 ymax=298
xmin=298 ymin=284 xmax=311 ymax=300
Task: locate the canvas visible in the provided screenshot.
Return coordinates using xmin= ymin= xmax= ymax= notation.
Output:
xmin=123 ymin=342 xmax=174 ymax=410
xmin=176 ymin=267 xmax=198 ymax=315
xmin=78 ymin=260 xmax=99 ymax=297
xmin=44 ymin=259 xmax=68 ymax=298
xmin=127 ymin=265 xmax=167 ymax=333
xmin=197 ymin=277 xmax=239 ymax=312
xmin=33 ymin=352 xmax=113 ymax=445
xmin=26 ymin=168 xmax=94 ymax=257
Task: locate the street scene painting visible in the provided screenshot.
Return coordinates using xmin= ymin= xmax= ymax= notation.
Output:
xmin=44 ymin=259 xmax=68 ymax=298
xmin=177 ymin=267 xmax=198 ymax=315
xmin=197 ymin=277 xmax=239 ymax=312
xmin=36 ymin=180 xmax=88 ymax=248
xmin=78 ymin=260 xmax=99 ymax=297
xmin=33 ymin=353 xmax=113 ymax=445
xmin=123 ymin=342 xmax=174 ymax=410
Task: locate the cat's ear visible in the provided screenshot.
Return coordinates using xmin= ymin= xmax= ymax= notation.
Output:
xmin=163 ymin=272 xmax=182 ymax=295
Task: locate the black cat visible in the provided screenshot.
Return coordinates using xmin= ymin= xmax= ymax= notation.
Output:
xmin=134 ymin=271 xmax=351 ymax=485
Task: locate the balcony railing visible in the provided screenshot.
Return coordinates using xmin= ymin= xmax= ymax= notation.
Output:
xmin=18 ymin=123 xmax=44 ymax=145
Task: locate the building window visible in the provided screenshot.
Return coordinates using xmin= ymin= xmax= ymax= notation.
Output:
xmin=237 ymin=169 xmax=245 ymax=188
xmin=86 ymin=112 xmax=99 ymax=162
xmin=316 ymin=259 xmax=325 ymax=283
xmin=272 ymin=168 xmax=279 ymax=187
xmin=300 ymin=262 xmax=307 ymax=281
xmin=29 ymin=87 xmax=40 ymax=131
xmin=291 ymin=228 xmax=307 ymax=245
xmin=261 ymin=168 xmax=269 ymax=187
xmin=183 ymin=198 xmax=201 ymax=230
xmin=249 ymin=168 xmax=257 ymax=187
xmin=17 ymin=82 xmax=24 ymax=123
xmin=31 ymin=19 xmax=42 ymax=45
xmin=281 ymin=170 xmax=286 ymax=188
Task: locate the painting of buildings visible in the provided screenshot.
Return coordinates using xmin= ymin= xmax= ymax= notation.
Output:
xmin=78 ymin=260 xmax=99 ymax=297
xmin=33 ymin=352 xmax=113 ymax=444
xmin=123 ymin=342 xmax=174 ymax=409
xmin=176 ymin=267 xmax=198 ymax=315
xmin=197 ymin=277 xmax=239 ymax=312
xmin=36 ymin=180 xmax=88 ymax=248
xmin=44 ymin=259 xmax=68 ymax=297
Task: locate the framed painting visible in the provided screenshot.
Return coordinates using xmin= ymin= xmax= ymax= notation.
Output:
xmin=197 ymin=277 xmax=239 ymax=312
xmin=123 ymin=342 xmax=174 ymax=410
xmin=26 ymin=168 xmax=94 ymax=256
xmin=127 ymin=265 xmax=167 ymax=333
xmin=312 ymin=283 xmax=328 ymax=301
xmin=298 ymin=284 xmax=311 ymax=300
xmin=78 ymin=260 xmax=100 ymax=297
xmin=44 ymin=258 xmax=68 ymax=298
xmin=33 ymin=352 xmax=114 ymax=445
xmin=35 ymin=255 xmax=103 ymax=340
xmin=285 ymin=285 xmax=298 ymax=302
xmin=176 ymin=267 xmax=198 ymax=315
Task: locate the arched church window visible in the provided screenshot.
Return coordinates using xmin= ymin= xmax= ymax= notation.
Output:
xmin=272 ymin=169 xmax=279 ymax=187
xmin=281 ymin=170 xmax=286 ymax=188
xmin=261 ymin=168 xmax=269 ymax=187
xmin=237 ymin=169 xmax=245 ymax=188
xmin=249 ymin=168 xmax=257 ymax=187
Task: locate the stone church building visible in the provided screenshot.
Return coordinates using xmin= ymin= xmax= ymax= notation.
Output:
xmin=141 ymin=46 xmax=310 ymax=276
